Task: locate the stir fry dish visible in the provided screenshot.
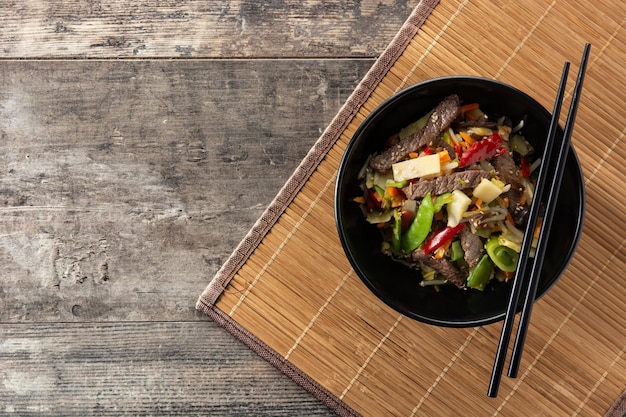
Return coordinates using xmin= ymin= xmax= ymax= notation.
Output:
xmin=355 ymin=94 xmax=541 ymax=290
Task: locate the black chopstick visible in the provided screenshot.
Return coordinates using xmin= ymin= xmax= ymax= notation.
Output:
xmin=487 ymin=43 xmax=591 ymax=397
xmin=507 ymin=43 xmax=591 ymax=378
xmin=487 ymin=60 xmax=570 ymax=398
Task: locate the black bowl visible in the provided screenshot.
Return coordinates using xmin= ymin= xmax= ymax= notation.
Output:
xmin=334 ymin=76 xmax=585 ymax=327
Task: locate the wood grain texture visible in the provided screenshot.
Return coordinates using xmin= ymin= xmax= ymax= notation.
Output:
xmin=0 ymin=1 xmax=419 ymax=415
xmin=0 ymin=58 xmax=371 ymax=415
xmin=0 ymin=321 xmax=336 ymax=416
xmin=0 ymin=59 xmax=372 ymax=323
xmin=0 ymin=0 xmax=420 ymax=58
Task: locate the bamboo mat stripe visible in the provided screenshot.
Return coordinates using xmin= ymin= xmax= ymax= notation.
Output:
xmin=207 ymin=306 xmax=360 ymax=417
xmin=198 ymin=1 xmax=626 ymax=416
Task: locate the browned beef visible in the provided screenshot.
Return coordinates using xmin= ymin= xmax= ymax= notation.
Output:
xmin=492 ymin=151 xmax=522 ymax=191
xmin=401 ymin=170 xmax=489 ymax=199
xmin=492 ymin=151 xmax=528 ymax=226
xmin=510 ymin=192 xmax=530 ymax=226
xmin=412 ymin=249 xmax=465 ymax=288
xmin=459 ymin=227 xmax=484 ymax=268
xmin=454 ymin=117 xmax=497 ymax=130
xmin=370 ymin=94 xmax=460 ymax=172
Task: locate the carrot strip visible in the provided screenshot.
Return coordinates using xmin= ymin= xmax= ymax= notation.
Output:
xmin=434 ymin=239 xmax=453 ymax=259
xmin=460 ymin=103 xmax=479 ymax=113
xmin=386 ymin=186 xmax=400 ymax=197
xmin=437 ymin=149 xmax=451 ymax=163
xmin=459 ymin=131 xmax=475 ymax=145
xmin=533 ymin=218 xmax=543 ymax=239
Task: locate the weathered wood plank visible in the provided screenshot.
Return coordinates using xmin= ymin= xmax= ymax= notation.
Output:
xmin=0 ymin=321 xmax=336 ymax=416
xmin=0 ymin=59 xmax=372 ymax=322
xmin=0 ymin=0 xmax=419 ymax=58
xmin=0 ymin=4 xmax=415 ymax=415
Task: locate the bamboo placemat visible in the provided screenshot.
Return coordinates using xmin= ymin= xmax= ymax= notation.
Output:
xmin=197 ymin=0 xmax=626 ymax=415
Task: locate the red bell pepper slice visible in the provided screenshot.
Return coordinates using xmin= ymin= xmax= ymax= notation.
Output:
xmin=520 ymin=156 xmax=531 ymax=178
xmin=458 ymin=132 xmax=506 ymax=167
xmin=423 ymin=223 xmax=466 ymax=254
xmin=365 ymin=188 xmax=382 ymax=210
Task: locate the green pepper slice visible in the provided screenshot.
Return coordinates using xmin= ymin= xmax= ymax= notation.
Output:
xmin=386 ymin=179 xmax=409 ymax=188
xmin=485 ymin=237 xmax=520 ymax=272
xmin=467 ymin=254 xmax=493 ymax=291
xmin=450 ymin=240 xmax=464 ymax=262
xmin=433 ymin=192 xmax=452 ymax=213
xmin=509 ymin=134 xmax=533 ymax=156
xmin=401 ymin=192 xmax=435 ymax=253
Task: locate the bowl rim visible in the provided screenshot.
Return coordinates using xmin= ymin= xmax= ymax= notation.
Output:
xmin=334 ymin=75 xmax=586 ymax=327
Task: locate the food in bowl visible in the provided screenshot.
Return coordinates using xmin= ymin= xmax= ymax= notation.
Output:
xmin=335 ymin=76 xmax=584 ymax=327
xmin=356 ymin=94 xmax=539 ymax=291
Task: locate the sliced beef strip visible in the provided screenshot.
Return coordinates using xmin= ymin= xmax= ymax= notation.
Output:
xmin=370 ymin=94 xmax=460 ymax=172
xmin=492 ymin=150 xmax=522 ymax=190
xmin=492 ymin=151 xmax=528 ymax=226
xmin=412 ymin=249 xmax=465 ymax=288
xmin=453 ymin=117 xmax=497 ymax=130
xmin=402 ymin=170 xmax=489 ymax=199
xmin=508 ymin=189 xmax=530 ymax=225
xmin=369 ymin=126 xmax=432 ymax=173
xmin=459 ymin=227 xmax=484 ymax=268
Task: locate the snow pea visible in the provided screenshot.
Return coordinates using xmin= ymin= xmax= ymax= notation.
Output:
xmin=391 ymin=209 xmax=402 ymax=254
xmin=467 ymin=254 xmax=493 ymax=291
xmin=401 ymin=192 xmax=434 ymax=253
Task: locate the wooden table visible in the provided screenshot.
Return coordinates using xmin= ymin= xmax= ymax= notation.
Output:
xmin=4 ymin=2 xmax=626 ymax=416
xmin=0 ymin=1 xmax=422 ymax=415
